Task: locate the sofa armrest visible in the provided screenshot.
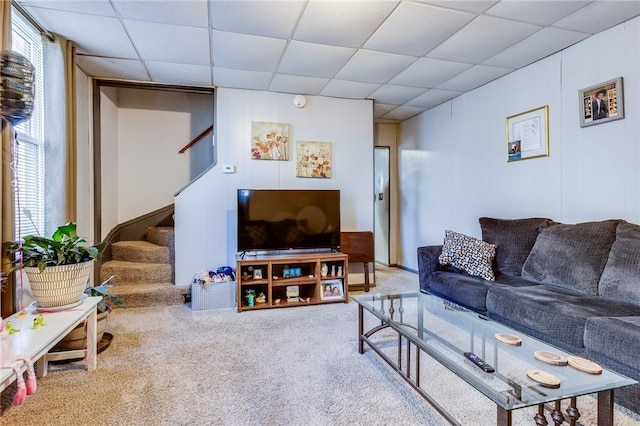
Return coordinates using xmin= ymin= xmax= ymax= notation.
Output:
xmin=417 ymin=245 xmax=443 ymax=293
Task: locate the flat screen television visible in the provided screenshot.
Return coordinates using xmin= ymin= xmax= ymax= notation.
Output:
xmin=237 ymin=189 xmax=341 ymax=252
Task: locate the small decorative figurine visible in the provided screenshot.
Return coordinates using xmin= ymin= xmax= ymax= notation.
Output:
xmin=321 ymin=263 xmax=329 ymax=277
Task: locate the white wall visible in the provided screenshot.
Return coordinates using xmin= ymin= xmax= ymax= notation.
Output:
xmin=397 ymin=16 xmax=640 ymax=271
xmin=175 ymin=88 xmax=374 ymax=285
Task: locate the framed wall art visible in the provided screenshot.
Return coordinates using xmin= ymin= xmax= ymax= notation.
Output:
xmin=506 ymin=105 xmax=549 ymax=162
xmin=251 ymin=121 xmax=290 ymax=160
xmin=579 ymin=77 xmax=624 ymax=127
xmin=296 ymin=141 xmax=332 ymax=178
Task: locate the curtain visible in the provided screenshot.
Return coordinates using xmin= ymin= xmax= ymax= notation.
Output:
xmin=0 ymin=1 xmax=14 ymax=318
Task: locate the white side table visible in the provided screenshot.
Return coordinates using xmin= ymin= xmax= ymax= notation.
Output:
xmin=1 ymin=296 xmax=101 ymax=392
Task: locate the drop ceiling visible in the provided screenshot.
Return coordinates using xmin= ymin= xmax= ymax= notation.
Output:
xmin=17 ymin=0 xmax=640 ymax=123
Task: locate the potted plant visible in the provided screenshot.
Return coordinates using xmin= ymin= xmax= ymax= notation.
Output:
xmin=51 ymin=276 xmax=125 ymax=353
xmin=3 ymin=222 xmax=104 ymax=308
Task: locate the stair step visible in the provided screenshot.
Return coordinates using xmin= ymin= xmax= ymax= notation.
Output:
xmin=111 ymin=283 xmax=188 ymax=308
xmin=146 ymin=226 xmax=174 ymax=248
xmin=101 ymin=260 xmax=172 ymax=285
xmin=112 ymin=241 xmax=170 ymax=264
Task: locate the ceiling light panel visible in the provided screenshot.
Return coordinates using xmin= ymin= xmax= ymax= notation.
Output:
xmin=269 ymin=74 xmax=330 ymax=96
xmin=24 ymin=7 xmax=137 ymax=58
xmin=211 ymin=31 xmax=287 ymax=72
xmin=418 ymin=1 xmax=498 ymax=14
xmin=436 ymin=64 xmax=512 ymax=92
xmin=76 ymin=56 xmax=149 ymax=80
xmin=125 ymin=20 xmax=210 ymax=66
xmin=368 ymin=84 xmax=427 ymax=105
xmin=483 ymin=27 xmax=589 ymax=69
xmin=21 ymin=1 xmax=116 ymax=16
xmin=553 ymin=1 xmax=640 ymax=33
xmin=146 ymin=61 xmax=212 ymax=86
xmin=113 ymin=0 xmax=208 ymax=28
xmin=485 ymin=1 xmax=591 ymax=26
xmin=364 ymin=2 xmax=475 ymax=56
xmin=336 ymin=50 xmax=416 ymax=83
xmin=389 ymin=57 xmax=472 ymax=88
xmin=278 ymin=41 xmax=356 ymax=78
xmin=293 ymin=0 xmax=397 ymax=47
xmin=213 ymin=67 xmax=273 ymax=91
xmin=427 ymin=15 xmax=542 ymax=63
xmin=320 ymin=79 xmax=381 ymax=99
xmin=404 ymin=88 xmax=462 ymax=108
xmin=210 ymin=0 xmax=304 ymax=39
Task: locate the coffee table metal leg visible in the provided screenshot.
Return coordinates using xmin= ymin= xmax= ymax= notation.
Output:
xmin=534 ymin=404 xmax=548 ymax=426
xmin=566 ymin=397 xmax=580 ymax=426
xmin=358 ymin=304 xmax=364 ymax=354
xmin=597 ymin=390 xmax=614 ymax=426
xmin=497 ymin=406 xmax=512 ymax=426
xmin=551 ymin=401 xmax=564 ymax=426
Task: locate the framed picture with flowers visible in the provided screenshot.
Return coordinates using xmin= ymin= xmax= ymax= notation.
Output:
xmin=296 ymin=141 xmax=332 ymax=178
xmin=251 ymin=121 xmax=290 ymax=160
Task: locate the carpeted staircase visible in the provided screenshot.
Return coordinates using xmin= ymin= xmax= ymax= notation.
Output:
xmin=100 ymin=226 xmax=187 ymax=308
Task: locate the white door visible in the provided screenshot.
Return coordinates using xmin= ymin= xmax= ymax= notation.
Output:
xmin=374 ymin=147 xmax=390 ymax=265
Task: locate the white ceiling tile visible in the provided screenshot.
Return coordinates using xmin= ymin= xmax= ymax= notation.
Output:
xmin=23 ymin=7 xmax=137 ymax=58
xmin=336 ymin=50 xmax=416 ymax=83
xmin=146 ymin=61 xmax=212 ymax=86
xmin=21 ymin=1 xmax=116 ymax=16
xmin=389 ymin=57 xmax=472 ymax=88
xmin=210 ymin=1 xmax=304 ymax=39
xmin=553 ymin=1 xmax=640 ymax=33
xmin=381 ymin=105 xmax=427 ymax=121
xmin=427 ymin=16 xmax=542 ymax=63
xmin=213 ymin=67 xmax=272 ymax=91
xmin=417 ymin=1 xmax=498 ymax=14
xmin=436 ymin=64 xmax=512 ymax=92
xmin=405 ymin=88 xmax=462 ymax=108
xmin=374 ymin=103 xmax=398 ymax=117
xmin=269 ymin=74 xmax=330 ymax=96
xmin=485 ymin=1 xmax=591 ymax=26
xmin=368 ymin=85 xmax=427 ymax=105
xmin=320 ymin=79 xmax=381 ymax=99
xmin=125 ymin=20 xmax=210 ymax=66
xmin=364 ymin=2 xmax=475 ymax=56
xmin=278 ymin=41 xmax=356 ymax=78
xmin=76 ymin=55 xmax=150 ymax=80
xmin=113 ymin=0 xmax=208 ymax=28
xmin=483 ymin=27 xmax=589 ymax=69
xmin=293 ymin=1 xmax=397 ymax=47
xmin=211 ymin=31 xmax=287 ymax=72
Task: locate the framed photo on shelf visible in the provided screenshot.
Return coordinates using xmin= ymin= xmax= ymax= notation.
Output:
xmin=321 ymin=279 xmax=344 ymax=301
xmin=253 ymin=269 xmax=263 ymax=280
xmin=579 ymin=77 xmax=624 ymax=128
xmin=506 ymin=105 xmax=549 ymax=162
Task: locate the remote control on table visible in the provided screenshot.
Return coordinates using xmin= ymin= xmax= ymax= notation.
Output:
xmin=464 ymin=352 xmax=495 ymax=373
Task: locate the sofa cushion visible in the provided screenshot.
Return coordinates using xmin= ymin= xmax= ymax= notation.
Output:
xmin=521 ymin=220 xmax=621 ymax=295
xmin=479 ymin=217 xmax=550 ymax=277
xmin=599 ymin=222 xmax=640 ymax=305
xmin=585 ymin=316 xmax=640 ymax=371
xmin=428 ymin=271 xmax=538 ymax=312
xmin=438 ymin=230 xmax=496 ymax=281
xmin=486 ymin=284 xmax=640 ymax=348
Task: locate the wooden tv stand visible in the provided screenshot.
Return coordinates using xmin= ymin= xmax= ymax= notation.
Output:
xmin=236 ymin=252 xmax=348 ymax=312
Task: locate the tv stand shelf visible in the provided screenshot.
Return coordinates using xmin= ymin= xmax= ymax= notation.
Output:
xmin=236 ymin=252 xmax=348 ymax=312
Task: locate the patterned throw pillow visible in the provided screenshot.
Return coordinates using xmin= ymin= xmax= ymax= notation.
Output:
xmin=438 ymin=230 xmax=497 ymax=281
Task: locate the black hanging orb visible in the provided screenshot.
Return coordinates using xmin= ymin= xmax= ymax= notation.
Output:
xmin=0 ymin=50 xmax=35 ymax=126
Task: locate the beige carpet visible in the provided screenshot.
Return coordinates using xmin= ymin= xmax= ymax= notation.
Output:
xmin=1 ymin=267 xmax=639 ymax=425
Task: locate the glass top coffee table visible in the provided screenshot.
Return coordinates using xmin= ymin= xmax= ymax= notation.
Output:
xmin=352 ymin=291 xmax=637 ymax=426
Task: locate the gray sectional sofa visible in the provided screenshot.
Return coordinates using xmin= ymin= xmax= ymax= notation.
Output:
xmin=417 ymin=217 xmax=640 ymax=412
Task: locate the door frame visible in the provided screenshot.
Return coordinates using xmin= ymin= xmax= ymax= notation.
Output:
xmin=374 ymin=146 xmax=391 ymax=266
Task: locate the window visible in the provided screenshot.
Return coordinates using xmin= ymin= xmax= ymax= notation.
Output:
xmin=11 ymin=8 xmax=45 ymax=239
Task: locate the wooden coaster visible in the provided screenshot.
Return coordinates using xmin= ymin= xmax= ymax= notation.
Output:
xmin=495 ymin=333 xmax=522 ymax=346
xmin=527 ymin=369 xmax=561 ymax=388
xmin=534 ymin=350 xmax=568 ymax=366
xmin=567 ymin=356 xmax=603 ymax=375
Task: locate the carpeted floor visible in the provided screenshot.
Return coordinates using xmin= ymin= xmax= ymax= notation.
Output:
xmin=1 ymin=266 xmax=639 ymax=425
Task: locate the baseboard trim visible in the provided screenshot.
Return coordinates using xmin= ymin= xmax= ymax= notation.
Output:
xmin=397 ymin=265 xmax=418 ymax=274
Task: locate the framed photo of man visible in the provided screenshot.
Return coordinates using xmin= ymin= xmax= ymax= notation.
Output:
xmin=579 ymin=77 xmax=624 ymax=128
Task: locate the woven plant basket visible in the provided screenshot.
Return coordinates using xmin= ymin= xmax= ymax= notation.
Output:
xmin=24 ymin=261 xmax=93 ymax=308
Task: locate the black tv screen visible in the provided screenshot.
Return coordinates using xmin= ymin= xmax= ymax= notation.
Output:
xmin=237 ymin=189 xmax=341 ymax=252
